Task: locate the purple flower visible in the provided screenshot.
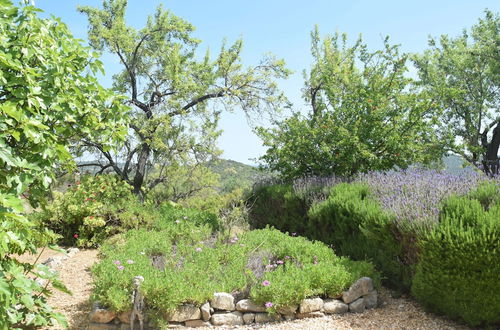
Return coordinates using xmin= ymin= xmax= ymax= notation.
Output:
xmin=262 ymin=280 xmax=270 ymax=286
xmin=113 ymin=260 xmax=121 ymax=265
xmin=195 ymin=247 xmax=202 ymax=252
xmin=284 ymin=256 xmax=291 ymax=259
xmin=276 ymin=260 xmax=284 ymax=265
xmin=291 ymin=232 xmax=297 ymax=237
xmin=117 ymin=265 xmax=124 ymax=271
xmin=265 ymin=302 xmax=273 ymax=308
xmin=126 ymin=259 xmax=134 ymax=264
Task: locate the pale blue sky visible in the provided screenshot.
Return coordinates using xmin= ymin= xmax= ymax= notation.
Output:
xmin=35 ymin=0 xmax=499 ymax=164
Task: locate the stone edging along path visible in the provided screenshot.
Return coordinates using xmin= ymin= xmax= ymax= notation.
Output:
xmin=89 ymin=277 xmax=377 ymax=329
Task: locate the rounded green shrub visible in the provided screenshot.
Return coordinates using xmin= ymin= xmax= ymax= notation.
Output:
xmin=307 ymin=183 xmax=409 ymax=290
xmin=412 ymin=194 xmax=500 ymax=326
xmin=35 ymin=174 xmax=142 ymax=247
xmin=248 ymin=184 xmax=309 ymax=234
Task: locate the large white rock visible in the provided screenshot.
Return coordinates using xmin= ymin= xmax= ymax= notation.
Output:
xmin=364 ymin=290 xmax=378 ymax=309
xmin=210 ymin=292 xmax=235 ymax=311
xmin=166 ymin=304 xmax=201 ymax=322
xmin=323 ymin=299 xmax=348 ymax=314
xmin=348 ymin=297 xmax=366 ymax=313
xmin=342 ymin=277 xmax=374 ymax=304
xmin=201 ymin=302 xmax=211 ymax=321
xmin=296 ymin=311 xmax=325 ymax=319
xmin=243 ymin=312 xmax=255 ymax=324
xmin=254 ymin=313 xmax=281 ymax=323
xmin=236 ymin=299 xmax=266 ymax=312
xmin=210 ymin=311 xmax=244 ymax=326
xmin=277 ymin=305 xmax=298 ymax=314
xmin=184 ymin=320 xmax=211 ymax=328
xmin=117 ymin=310 xmax=132 ymax=324
xmin=299 ymin=298 xmax=324 ymax=313
xmin=89 ymin=307 xmax=116 ymax=324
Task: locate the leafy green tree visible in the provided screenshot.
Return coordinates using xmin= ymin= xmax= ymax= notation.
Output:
xmin=78 ymin=0 xmax=290 ymax=197
xmin=257 ymin=29 xmax=442 ymax=180
xmin=413 ymin=10 xmax=500 ymax=175
xmin=0 ymin=0 xmax=128 ymax=327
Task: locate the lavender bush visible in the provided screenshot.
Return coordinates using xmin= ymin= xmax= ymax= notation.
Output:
xmin=357 ymin=169 xmax=490 ymax=224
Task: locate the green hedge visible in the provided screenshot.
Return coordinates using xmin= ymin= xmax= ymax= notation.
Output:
xmin=412 ymin=192 xmax=500 ymax=326
xmin=248 ymin=184 xmax=309 ymax=234
xmin=307 ymin=183 xmax=412 ymax=291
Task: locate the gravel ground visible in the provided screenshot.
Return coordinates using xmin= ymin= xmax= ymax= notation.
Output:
xmin=18 ymin=248 xmax=471 ymax=330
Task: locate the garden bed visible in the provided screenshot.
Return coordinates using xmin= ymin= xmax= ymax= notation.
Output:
xmin=89 ymin=277 xmax=378 ymax=328
xmin=89 ymin=218 xmax=380 ymax=328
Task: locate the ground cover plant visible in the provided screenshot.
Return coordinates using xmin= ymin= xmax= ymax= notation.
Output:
xmin=92 ymin=220 xmax=379 ymax=326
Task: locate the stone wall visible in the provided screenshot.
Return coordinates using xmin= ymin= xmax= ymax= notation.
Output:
xmin=89 ymin=277 xmax=377 ymax=329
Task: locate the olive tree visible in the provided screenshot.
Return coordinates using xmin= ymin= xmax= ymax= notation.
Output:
xmin=78 ymin=0 xmax=290 ymax=197
xmin=414 ymin=10 xmax=500 ymax=175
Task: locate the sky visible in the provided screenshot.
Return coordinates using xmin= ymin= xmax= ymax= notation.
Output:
xmin=34 ymin=0 xmax=500 ymax=165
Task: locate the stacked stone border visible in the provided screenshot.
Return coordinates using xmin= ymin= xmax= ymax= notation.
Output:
xmin=89 ymin=277 xmax=377 ymax=329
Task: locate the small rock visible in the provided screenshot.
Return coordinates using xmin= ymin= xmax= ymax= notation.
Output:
xmin=236 ymin=299 xmax=266 ymax=312
xmin=243 ymin=312 xmax=255 ymax=324
xmin=166 ymin=304 xmax=201 ymax=322
xmin=364 ymin=290 xmax=377 ymax=309
xmin=283 ymin=313 xmax=295 ymax=321
xmin=184 ymin=320 xmax=211 ymax=327
xmin=210 ymin=311 xmax=243 ymax=326
xmin=42 ymin=256 xmax=64 ymax=269
xmin=342 ymin=277 xmax=374 ymax=304
xmin=295 ymin=311 xmax=325 ymax=319
xmin=299 ymin=298 xmax=324 ymax=313
xmin=277 ymin=305 xmax=298 ymax=314
xmin=323 ymin=299 xmax=348 ymax=314
xmin=211 ymin=292 xmax=235 ymax=311
xmin=348 ymin=298 xmax=366 ymax=313
xmin=254 ymin=313 xmax=281 ymax=323
xmin=201 ymin=302 xmax=211 ymax=321
xmin=117 ymin=310 xmax=132 ymax=324
xmin=89 ymin=307 xmax=116 ymax=324
xmin=89 ymin=323 xmax=118 ymax=330
xmin=67 ymin=247 xmax=79 ymax=256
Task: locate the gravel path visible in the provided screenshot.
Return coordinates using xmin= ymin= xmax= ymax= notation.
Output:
xmin=19 ymin=248 xmax=471 ymax=329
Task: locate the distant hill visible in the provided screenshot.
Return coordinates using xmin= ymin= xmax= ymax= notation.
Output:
xmin=208 ymin=159 xmax=273 ymax=193
xmin=75 ymin=158 xmax=272 ymax=193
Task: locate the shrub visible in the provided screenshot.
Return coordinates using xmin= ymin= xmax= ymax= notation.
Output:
xmin=412 ymin=189 xmax=500 ymax=326
xmin=156 ymin=203 xmax=220 ymax=232
xmin=92 ymin=226 xmax=379 ymax=322
xmin=307 ymin=183 xmax=409 ymax=290
xmin=35 ymin=175 xmax=141 ymax=247
xmin=248 ymin=184 xmax=309 ymax=234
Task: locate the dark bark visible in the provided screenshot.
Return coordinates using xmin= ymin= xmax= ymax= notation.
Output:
xmin=132 ymin=143 xmax=151 ymax=198
xmin=482 ymin=121 xmax=500 ymax=176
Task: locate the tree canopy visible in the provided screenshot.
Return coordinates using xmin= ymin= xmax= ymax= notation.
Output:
xmin=257 ymin=29 xmax=442 ymax=180
xmin=414 ymin=10 xmax=500 ymax=175
xmin=0 ymin=0 xmax=128 ymax=327
xmin=78 ymin=0 xmax=290 ymax=197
